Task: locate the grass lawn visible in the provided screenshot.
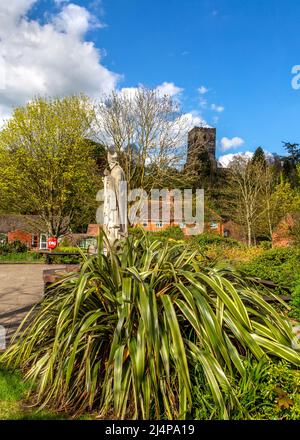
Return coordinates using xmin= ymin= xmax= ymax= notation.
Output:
xmin=0 ymin=368 xmax=67 ymax=419
xmin=0 ymin=252 xmax=45 ymax=264
xmin=0 ymin=368 xmax=95 ymax=419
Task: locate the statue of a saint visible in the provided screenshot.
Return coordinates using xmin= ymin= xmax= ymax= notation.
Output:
xmin=103 ymin=151 xmax=128 ymax=245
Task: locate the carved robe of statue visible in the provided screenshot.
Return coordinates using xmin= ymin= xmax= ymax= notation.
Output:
xmin=103 ymin=152 xmax=127 ymax=245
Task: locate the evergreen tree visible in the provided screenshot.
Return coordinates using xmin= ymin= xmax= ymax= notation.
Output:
xmin=252 ymin=146 xmax=266 ymax=167
xmin=282 ymin=141 xmax=300 ymax=165
xmin=282 ymin=142 xmax=300 ymax=187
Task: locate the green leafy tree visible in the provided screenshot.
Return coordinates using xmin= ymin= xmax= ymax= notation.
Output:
xmin=0 ymin=95 xmax=101 ymax=236
xmin=0 ymin=146 xmax=26 ymax=214
xmin=270 ymin=181 xmax=298 ymax=223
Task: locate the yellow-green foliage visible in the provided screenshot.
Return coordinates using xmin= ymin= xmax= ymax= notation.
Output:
xmin=0 ymin=95 xmax=101 ymax=236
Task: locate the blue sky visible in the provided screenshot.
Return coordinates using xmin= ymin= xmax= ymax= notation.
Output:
xmin=1 ymin=0 xmax=300 ymax=161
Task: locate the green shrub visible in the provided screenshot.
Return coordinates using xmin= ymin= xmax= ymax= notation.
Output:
xmin=0 ymin=244 xmax=11 ymax=255
xmin=239 ymin=247 xmax=300 ymax=293
xmin=0 ymin=233 xmax=7 ymax=245
xmin=2 ymin=233 xmax=299 ymax=420
xmin=188 ymin=233 xmax=241 ymax=248
xmin=153 ymin=225 xmax=185 ymax=240
xmin=258 ymin=240 xmax=272 ymax=250
xmin=130 ymin=225 xmax=185 ymax=242
xmin=0 ymin=240 xmax=28 ymax=255
xmin=290 ymin=278 xmax=300 ymax=320
xmin=11 ymin=240 xmax=28 ymax=253
xmin=54 ymin=246 xmax=82 ymax=253
xmin=57 ymin=237 xmax=72 ymax=248
xmin=192 ymin=359 xmax=300 ymax=420
xmin=49 ymin=246 xmax=85 ymax=264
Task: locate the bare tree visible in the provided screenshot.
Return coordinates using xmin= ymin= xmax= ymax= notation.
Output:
xmin=253 ymin=164 xmax=275 ymax=242
xmin=94 ymin=86 xmax=190 ymax=190
xmin=227 ymin=156 xmax=265 ymax=246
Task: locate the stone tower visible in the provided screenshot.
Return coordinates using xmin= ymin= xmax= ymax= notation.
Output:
xmin=185 ymin=127 xmax=217 ymax=184
xmin=187 ymin=127 xmax=216 ymax=167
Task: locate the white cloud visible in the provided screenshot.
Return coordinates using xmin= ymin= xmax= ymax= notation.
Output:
xmin=211 ymin=103 xmax=224 ymax=113
xmin=0 ymin=1 xmax=119 ymax=120
xmin=179 ymin=111 xmax=209 ymax=131
xmin=155 ymin=81 xmax=183 ymax=98
xmin=116 ymin=82 xmax=184 ymax=101
xmin=218 ymin=149 xmax=274 ymax=167
xmin=198 ymin=85 xmax=209 ymax=94
xmin=53 ymin=4 xmax=102 ymax=37
xmin=218 ymin=151 xmax=253 ymax=168
xmin=220 ymin=136 xmax=245 ymax=152
xmin=0 ymin=1 xmax=35 ymax=33
xmin=117 ymin=86 xmax=139 ymax=100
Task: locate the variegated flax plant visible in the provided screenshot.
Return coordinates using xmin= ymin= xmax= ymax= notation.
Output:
xmin=1 ymin=231 xmax=299 ymax=419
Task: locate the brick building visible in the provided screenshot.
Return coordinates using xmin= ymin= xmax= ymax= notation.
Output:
xmin=0 ymin=215 xmax=101 ymax=250
xmin=0 ymin=215 xmax=49 ymax=249
xmin=132 ymin=193 xmax=223 ymax=236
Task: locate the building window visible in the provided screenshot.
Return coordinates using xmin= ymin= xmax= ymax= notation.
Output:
xmin=210 ymin=222 xmax=218 ymax=230
xmin=142 ymin=222 xmax=148 ymax=227
xmin=40 ymin=234 xmax=48 ymax=250
xmin=156 ymin=221 xmax=163 ymax=228
xmin=32 ymin=234 xmax=39 ymax=248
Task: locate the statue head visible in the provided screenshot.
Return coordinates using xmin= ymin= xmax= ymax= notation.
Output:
xmin=107 ymin=150 xmax=118 ymax=170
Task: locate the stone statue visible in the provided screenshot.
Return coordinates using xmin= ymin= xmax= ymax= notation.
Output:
xmin=103 ymin=151 xmax=128 ymax=245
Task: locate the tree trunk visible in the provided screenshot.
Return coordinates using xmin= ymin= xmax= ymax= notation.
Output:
xmin=266 ymin=200 xmax=273 ymax=247
xmin=247 ymin=221 xmax=252 ymax=247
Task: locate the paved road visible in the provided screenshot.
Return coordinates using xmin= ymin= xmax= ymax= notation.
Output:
xmin=0 ymin=264 xmax=66 ymax=346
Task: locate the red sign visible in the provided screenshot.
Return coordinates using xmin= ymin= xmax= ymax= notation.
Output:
xmin=47 ymin=237 xmax=58 ymax=250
